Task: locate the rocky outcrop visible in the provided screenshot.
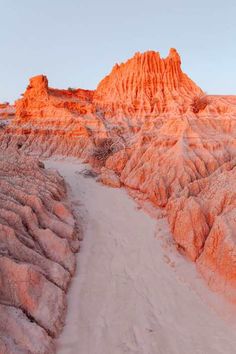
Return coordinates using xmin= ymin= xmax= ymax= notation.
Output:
xmin=15 ymin=75 xmax=94 ymax=121
xmin=94 ymin=48 xmax=203 ymax=120
xmin=1 ymin=48 xmax=236 ymax=302
xmin=0 ymin=150 xmax=78 ymax=353
xmin=1 ymin=75 xmax=106 ymax=159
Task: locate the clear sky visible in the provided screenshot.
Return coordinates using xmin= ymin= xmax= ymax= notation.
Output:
xmin=1 ymin=0 xmax=235 ymax=102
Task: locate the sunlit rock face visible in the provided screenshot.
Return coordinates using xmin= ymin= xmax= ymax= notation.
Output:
xmin=93 ymin=48 xmax=203 ymax=121
xmin=1 ymin=48 xmax=236 ymax=302
xmin=15 ymin=75 xmax=95 ymax=120
xmin=3 ymin=75 xmax=106 ymax=158
xmin=0 ymin=151 xmax=78 ymax=353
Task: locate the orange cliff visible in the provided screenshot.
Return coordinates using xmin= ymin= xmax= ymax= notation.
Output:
xmin=16 ymin=75 xmax=94 ymax=120
xmin=9 ymin=48 xmax=236 ymax=127
xmin=1 ymin=48 xmax=236 ymax=302
xmin=14 ymin=49 xmax=205 ymax=127
xmin=93 ymin=48 xmax=203 ymax=119
xmin=4 ymin=75 xmax=106 ymax=158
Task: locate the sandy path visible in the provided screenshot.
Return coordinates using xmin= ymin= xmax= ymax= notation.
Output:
xmin=45 ymin=158 xmax=236 ymax=354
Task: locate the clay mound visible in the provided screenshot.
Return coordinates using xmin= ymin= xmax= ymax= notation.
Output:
xmin=0 ymin=150 xmax=78 ymax=353
xmin=94 ymin=48 xmax=203 ymax=120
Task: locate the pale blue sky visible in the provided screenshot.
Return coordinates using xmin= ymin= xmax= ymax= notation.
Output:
xmin=0 ymin=0 xmax=235 ymax=102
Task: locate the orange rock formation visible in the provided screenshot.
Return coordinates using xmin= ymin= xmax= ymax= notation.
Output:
xmin=1 ymin=48 xmax=236 ymax=306
xmin=0 ymin=150 xmax=78 ymax=353
xmin=4 ymin=75 xmax=105 ymax=158
xmin=0 ymin=102 xmax=15 ymax=120
xmin=94 ymin=48 xmax=203 ymax=119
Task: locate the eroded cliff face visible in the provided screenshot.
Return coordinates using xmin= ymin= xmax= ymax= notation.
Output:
xmin=94 ymin=48 xmax=203 ymax=120
xmin=105 ymin=105 xmax=236 ymax=303
xmin=1 ymin=48 xmax=236 ymax=303
xmin=115 ymin=114 xmax=236 ymax=205
xmin=4 ymin=75 xmax=105 ymax=158
xmin=15 ymin=75 xmax=95 ymax=120
xmin=0 ymin=102 xmax=15 ymax=120
xmin=0 ymin=151 xmax=78 ymax=353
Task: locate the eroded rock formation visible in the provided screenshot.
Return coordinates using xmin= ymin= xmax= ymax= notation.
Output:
xmin=0 ymin=103 xmax=15 ymax=121
xmin=106 ymin=107 xmax=236 ymax=302
xmin=2 ymin=75 xmax=105 ymax=158
xmin=0 ymin=150 xmax=78 ymax=353
xmin=1 ymin=48 xmax=236 ymax=304
xmin=167 ymin=159 xmax=236 ymax=302
xmin=94 ymin=48 xmax=203 ymax=119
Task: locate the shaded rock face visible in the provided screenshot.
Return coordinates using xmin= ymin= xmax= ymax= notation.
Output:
xmin=1 ymin=48 xmax=236 ymax=302
xmin=0 ymin=151 xmax=78 ymax=353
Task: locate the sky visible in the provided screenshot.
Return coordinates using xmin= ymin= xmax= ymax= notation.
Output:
xmin=0 ymin=0 xmax=235 ymax=102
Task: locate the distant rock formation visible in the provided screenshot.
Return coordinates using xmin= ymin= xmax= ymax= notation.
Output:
xmin=16 ymin=75 xmax=94 ymax=120
xmin=94 ymin=48 xmax=203 ymax=119
xmin=0 ymin=150 xmax=78 ymax=353
xmin=0 ymin=102 xmax=15 ymax=119
xmin=1 ymin=48 xmax=236 ymax=305
xmin=3 ymin=75 xmax=105 ymax=158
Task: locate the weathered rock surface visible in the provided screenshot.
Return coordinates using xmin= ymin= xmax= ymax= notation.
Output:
xmin=114 ymin=110 xmax=236 ymax=300
xmin=98 ymin=167 xmax=121 ymax=188
xmin=1 ymin=48 xmax=236 ymax=302
xmin=94 ymin=48 xmax=203 ymax=120
xmin=2 ymin=75 xmax=106 ymax=159
xmin=0 ymin=151 xmax=78 ymax=353
xmin=119 ymin=114 xmax=236 ymax=205
xmin=167 ymin=160 xmax=236 ymax=301
xmin=168 ymin=160 xmax=236 ymax=301
xmin=0 ymin=103 xmax=15 ymax=119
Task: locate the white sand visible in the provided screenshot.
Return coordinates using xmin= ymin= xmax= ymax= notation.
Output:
xmin=46 ymin=158 xmax=236 ymax=354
